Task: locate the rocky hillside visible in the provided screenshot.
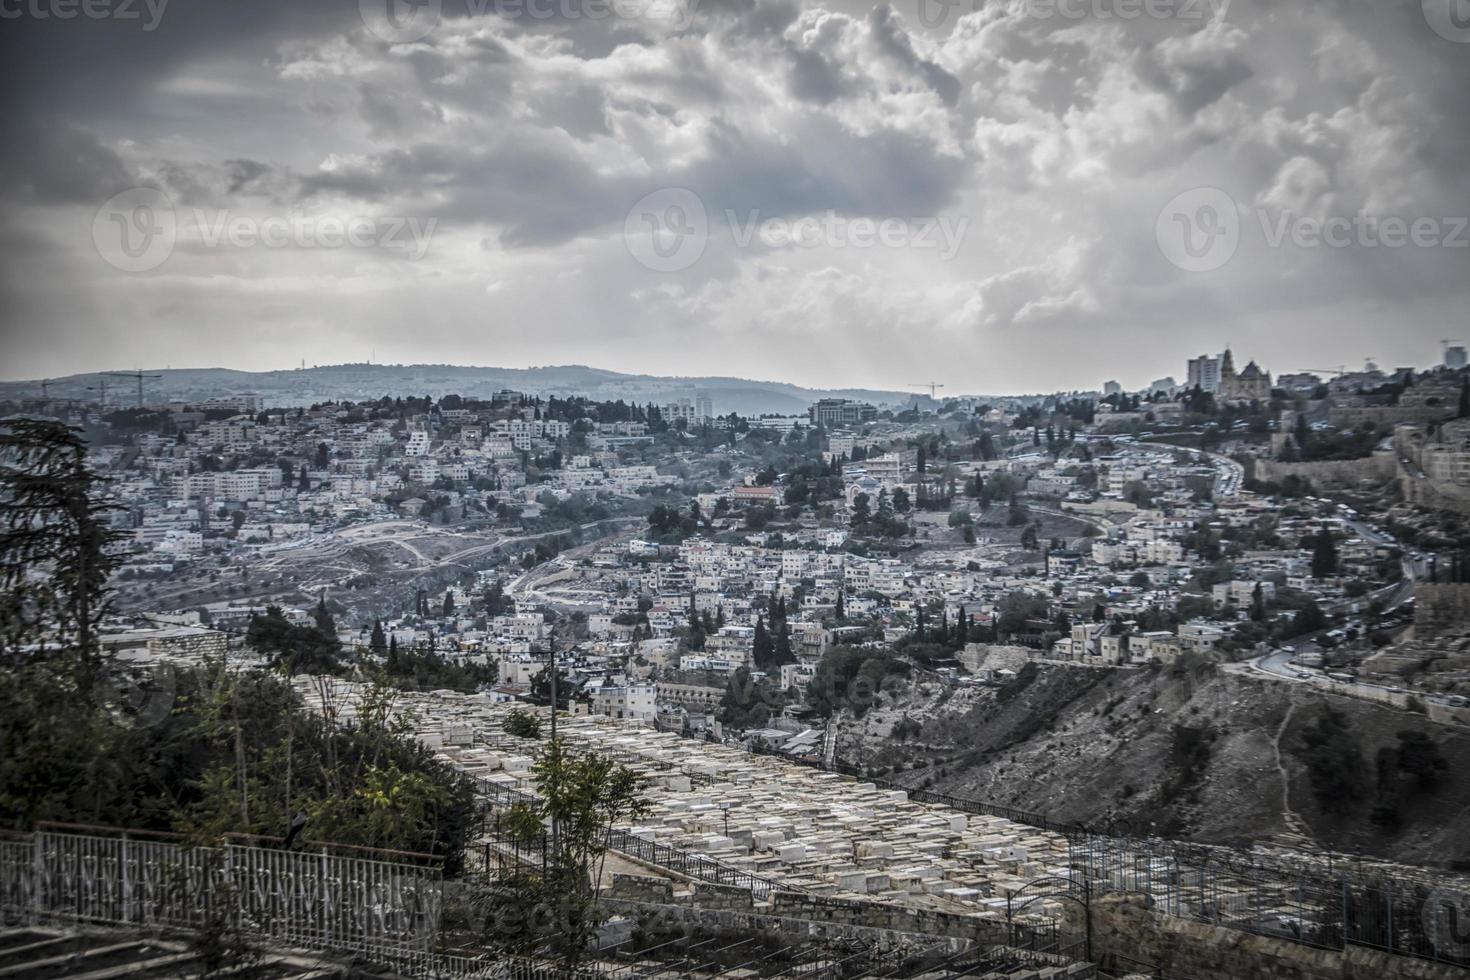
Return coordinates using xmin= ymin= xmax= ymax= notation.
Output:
xmin=835 ymin=659 xmax=1470 ymax=869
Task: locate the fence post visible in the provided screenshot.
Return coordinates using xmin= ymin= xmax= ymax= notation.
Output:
xmin=122 ymin=834 xmax=132 ymax=925
xmin=1432 ymin=894 xmax=1439 ymax=963
xmin=31 ymin=833 xmax=44 ymax=925
xmin=1386 ymin=887 xmax=1393 ymax=954
xmin=319 ymin=848 xmax=330 ymax=948
xmin=223 ymin=844 xmax=234 ymax=938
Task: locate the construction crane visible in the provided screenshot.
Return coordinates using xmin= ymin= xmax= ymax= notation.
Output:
xmin=911 ymin=382 xmax=946 ymax=399
xmin=106 ymin=370 xmax=163 ymax=408
xmin=37 ymin=378 xmax=84 ymax=405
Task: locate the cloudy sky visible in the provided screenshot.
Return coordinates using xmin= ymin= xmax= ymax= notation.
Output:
xmin=1 ymin=0 xmax=1467 ymax=394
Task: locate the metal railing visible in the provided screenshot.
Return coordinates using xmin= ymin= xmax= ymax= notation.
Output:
xmin=0 ymin=827 xmax=443 ymax=964
xmin=602 ymin=828 xmax=789 ymax=899
xmin=1071 ymin=834 xmax=1470 ymax=969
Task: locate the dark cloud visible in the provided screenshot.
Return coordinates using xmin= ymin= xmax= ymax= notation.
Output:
xmin=0 ymin=115 xmax=132 ymax=204
xmin=0 ymin=0 xmax=1466 ymax=391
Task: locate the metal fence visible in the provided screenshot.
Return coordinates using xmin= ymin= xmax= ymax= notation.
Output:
xmin=600 ymin=828 xmax=790 ymax=899
xmin=746 ymin=743 xmax=1470 ymax=971
xmin=0 ymin=827 xmax=444 ymax=965
xmin=1071 ymin=834 xmax=1470 ymax=969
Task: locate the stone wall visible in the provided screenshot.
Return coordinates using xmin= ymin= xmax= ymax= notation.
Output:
xmin=1069 ymin=893 xmax=1468 ymax=980
xmin=1062 ymin=499 xmax=1140 ymax=518
xmin=1425 ymin=701 xmax=1470 ymax=728
xmin=767 ymin=892 xmax=1018 ymax=947
xmin=958 ymin=643 xmax=1036 ymax=674
xmin=1401 ymin=473 xmax=1470 ymax=516
xmin=608 ymin=874 xmax=1023 ymax=948
xmin=602 ymin=894 xmax=973 ymax=956
xmin=1255 ymin=452 xmax=1398 ymax=488
xmin=1394 ymin=425 xmax=1470 ymax=516
xmin=1415 ymin=584 xmax=1470 ymax=636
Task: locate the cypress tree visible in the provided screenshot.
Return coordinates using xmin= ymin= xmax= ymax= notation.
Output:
xmin=752 ymin=616 xmax=773 ymax=670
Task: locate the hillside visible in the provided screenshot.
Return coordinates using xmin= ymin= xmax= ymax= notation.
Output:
xmin=0 ymin=363 xmax=922 ymax=415
xmin=838 ymin=661 xmax=1470 ymax=869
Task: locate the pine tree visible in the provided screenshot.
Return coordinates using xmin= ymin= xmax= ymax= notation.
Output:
xmin=1311 ymin=530 xmax=1339 ymax=578
xmin=835 ymin=590 xmax=845 ymax=621
xmin=370 ymin=619 xmax=387 ymax=652
xmin=314 ymin=594 xmax=334 ymax=633
xmin=956 ymin=606 xmax=968 ymax=647
xmin=684 ymin=600 xmax=706 ymax=651
xmin=0 ymin=418 xmax=123 ymax=692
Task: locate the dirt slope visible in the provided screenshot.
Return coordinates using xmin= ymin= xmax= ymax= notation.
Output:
xmin=839 ymin=662 xmax=1470 ymax=869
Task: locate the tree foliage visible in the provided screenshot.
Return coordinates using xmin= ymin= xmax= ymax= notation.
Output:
xmin=479 ymin=739 xmax=648 ymax=968
xmin=0 ymin=418 xmax=125 ymax=693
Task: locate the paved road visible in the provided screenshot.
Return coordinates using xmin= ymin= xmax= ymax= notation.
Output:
xmin=1238 ymin=648 xmax=1462 ymax=708
xmin=1224 ymin=511 xmax=1470 ymax=708
xmin=1139 ymin=441 xmax=1243 ymax=497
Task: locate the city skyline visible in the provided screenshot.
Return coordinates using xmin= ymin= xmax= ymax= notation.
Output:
xmin=0 ymin=343 xmax=1459 ymax=401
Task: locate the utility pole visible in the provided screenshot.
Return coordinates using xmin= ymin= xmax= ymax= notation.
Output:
xmin=547 ymin=630 xmax=558 ymax=865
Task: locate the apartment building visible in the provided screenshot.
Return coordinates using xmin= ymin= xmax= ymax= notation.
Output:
xmin=808 ymin=399 xmax=878 ymax=427
xmin=592 ymin=682 xmax=657 ymax=722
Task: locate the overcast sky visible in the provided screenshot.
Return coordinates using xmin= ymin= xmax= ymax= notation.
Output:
xmin=1 ymin=0 xmax=1466 ymax=394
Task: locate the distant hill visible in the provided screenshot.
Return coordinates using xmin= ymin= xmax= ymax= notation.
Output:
xmin=0 ymin=364 xmax=921 ymax=416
